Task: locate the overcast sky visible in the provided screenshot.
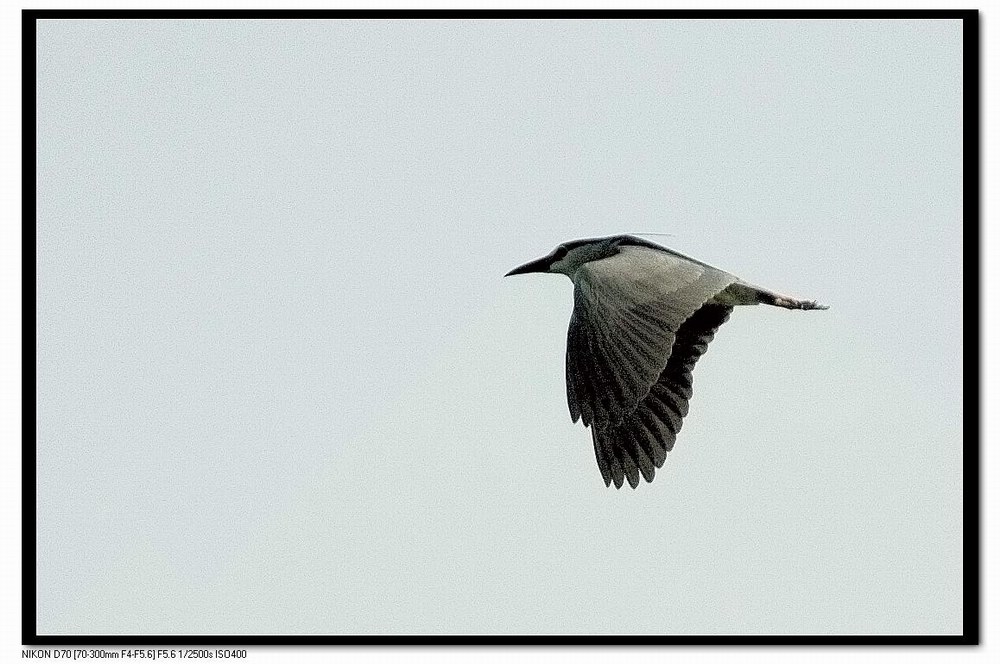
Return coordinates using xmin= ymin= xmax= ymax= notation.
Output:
xmin=35 ymin=18 xmax=963 ymax=635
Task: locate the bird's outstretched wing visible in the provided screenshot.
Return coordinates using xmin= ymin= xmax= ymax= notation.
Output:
xmin=590 ymin=303 xmax=733 ymax=488
xmin=566 ymin=244 xmax=736 ymax=431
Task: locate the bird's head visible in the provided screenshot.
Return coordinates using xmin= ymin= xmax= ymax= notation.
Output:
xmin=505 ymin=236 xmax=629 ymax=278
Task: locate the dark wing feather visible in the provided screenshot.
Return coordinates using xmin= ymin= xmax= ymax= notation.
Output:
xmin=592 ymin=303 xmax=734 ymax=488
xmin=566 ymin=245 xmax=736 ymax=430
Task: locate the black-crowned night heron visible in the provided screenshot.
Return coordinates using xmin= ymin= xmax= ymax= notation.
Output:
xmin=505 ymin=234 xmax=828 ymax=489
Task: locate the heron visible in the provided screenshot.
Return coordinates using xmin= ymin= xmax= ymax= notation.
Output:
xmin=505 ymin=234 xmax=828 ymax=489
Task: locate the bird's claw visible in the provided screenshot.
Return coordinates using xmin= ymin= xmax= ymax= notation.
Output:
xmin=801 ymin=300 xmax=830 ymax=311
xmin=774 ymin=296 xmax=829 ymax=311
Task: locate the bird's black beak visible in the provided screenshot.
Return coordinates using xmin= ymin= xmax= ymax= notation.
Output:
xmin=504 ymin=256 xmax=551 ymax=277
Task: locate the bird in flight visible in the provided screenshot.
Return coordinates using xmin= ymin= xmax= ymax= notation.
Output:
xmin=505 ymin=234 xmax=828 ymax=489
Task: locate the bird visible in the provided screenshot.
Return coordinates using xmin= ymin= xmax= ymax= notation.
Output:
xmin=505 ymin=234 xmax=828 ymax=489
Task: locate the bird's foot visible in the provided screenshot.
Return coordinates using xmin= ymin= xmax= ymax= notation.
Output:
xmin=773 ymin=295 xmax=829 ymax=311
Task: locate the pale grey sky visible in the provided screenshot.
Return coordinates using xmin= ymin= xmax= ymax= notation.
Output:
xmin=35 ymin=18 xmax=963 ymax=635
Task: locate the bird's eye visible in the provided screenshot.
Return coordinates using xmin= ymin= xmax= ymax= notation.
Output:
xmin=553 ymin=246 xmax=568 ymax=260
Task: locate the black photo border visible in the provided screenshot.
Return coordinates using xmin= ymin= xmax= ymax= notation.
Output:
xmin=22 ymin=8 xmax=980 ymax=647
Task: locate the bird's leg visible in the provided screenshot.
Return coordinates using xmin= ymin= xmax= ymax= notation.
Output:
xmin=770 ymin=294 xmax=829 ymax=310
